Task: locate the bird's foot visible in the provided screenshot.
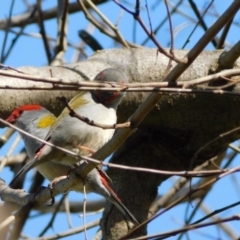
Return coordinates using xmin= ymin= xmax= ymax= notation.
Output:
xmin=48 ymin=176 xmax=70 ymax=196
xmin=35 ymin=186 xmax=55 ymax=206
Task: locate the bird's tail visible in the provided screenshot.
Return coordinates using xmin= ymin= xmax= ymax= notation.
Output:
xmin=9 ymin=145 xmax=51 ymax=188
xmin=98 ymin=170 xmax=139 ymax=225
xmin=108 ymin=193 xmax=139 ymax=225
xmin=9 ymin=156 xmax=38 ymax=188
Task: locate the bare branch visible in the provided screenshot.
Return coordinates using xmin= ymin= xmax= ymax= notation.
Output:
xmin=51 ymin=0 xmax=69 ymax=66
xmin=218 ymin=40 xmax=240 ymax=69
xmin=0 ymin=1 xmax=107 ymax=29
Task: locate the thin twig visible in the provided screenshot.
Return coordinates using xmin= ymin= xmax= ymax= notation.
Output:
xmin=51 ymin=0 xmax=69 ymax=65
xmin=0 ymin=0 xmax=15 ymax=62
xmin=85 ymin=0 xmax=129 ymax=48
xmin=1 ymin=68 xmax=240 ymax=91
xmin=218 ymin=40 xmax=240 ymax=69
xmin=181 ymin=0 xmax=213 ymax=49
xmin=122 ymin=165 xmax=240 ymax=238
xmin=141 ymin=0 xmax=183 ymax=46
xmin=126 ymin=215 xmax=240 ymax=240
xmin=1 ymin=118 xmax=235 ymax=179
xmin=187 ymin=0 xmax=216 ymax=48
xmin=58 ymin=96 xmax=131 ymax=129
xmin=217 ymin=17 xmax=234 ymax=49
xmin=36 ymin=0 xmax=52 ymax=64
xmin=39 ymin=195 xmax=67 ymax=236
xmin=113 ymin=0 xmax=185 ymax=63
xmin=77 ymin=0 xmax=139 ymax=48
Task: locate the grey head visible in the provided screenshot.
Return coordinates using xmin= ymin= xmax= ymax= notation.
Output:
xmin=91 ymin=68 xmax=128 ymax=110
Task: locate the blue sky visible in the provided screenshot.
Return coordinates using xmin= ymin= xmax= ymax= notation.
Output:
xmin=0 ymin=1 xmax=240 ymax=239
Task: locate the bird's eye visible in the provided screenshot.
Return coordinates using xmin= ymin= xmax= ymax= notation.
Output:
xmin=19 ymin=110 xmax=23 ymax=115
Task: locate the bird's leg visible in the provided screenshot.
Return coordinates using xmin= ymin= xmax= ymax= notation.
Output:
xmin=75 ymin=145 xmax=96 ymax=157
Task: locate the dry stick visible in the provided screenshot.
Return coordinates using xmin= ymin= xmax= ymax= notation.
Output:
xmin=193 ymin=200 xmax=240 ymax=226
xmin=36 ymin=199 xmax=105 ymax=214
xmin=58 ymin=96 xmax=131 ymax=129
xmin=36 ymin=0 xmax=52 ymax=64
xmin=33 ymin=220 xmax=100 ymax=240
xmin=0 ymin=153 xmax=27 ymax=165
xmin=0 ymin=202 xmax=33 ymax=232
xmin=173 ymin=127 xmax=240 ymax=237
xmin=188 ymin=0 xmax=217 ymax=48
xmin=148 ymin=158 xmax=217 ymax=218
xmin=0 ymin=118 xmax=231 ymax=179
xmin=64 ymin=197 xmax=73 ymax=228
xmin=0 ymin=135 xmax=21 ymax=174
xmin=122 ymin=166 xmax=240 ymax=239
xmin=163 ymin=0 xmax=174 ymax=75
xmin=77 ymin=0 xmax=139 ymax=49
xmin=168 ymin=1 xmax=196 ymax=26
xmin=198 ymin=202 xmax=239 ymax=240
xmin=164 ymin=0 xmax=174 ymax=54
xmin=83 ymin=184 xmax=88 ymax=240
xmin=0 ymin=127 xmax=15 ymax=148
xmin=9 ymin=175 xmax=46 ymax=240
xmin=0 ymin=2 xmax=85 ymax=28
xmin=217 ymin=17 xmax=234 ymax=49
xmin=229 ymin=143 xmax=240 ymax=153
xmin=0 ymin=177 xmax=69 ymax=212
xmin=165 ymin=0 xmax=240 ymax=83
xmin=176 ymin=157 xmax=225 ymax=240
xmin=0 ymin=63 xmax=25 ymax=73
xmin=144 ymin=0 xmax=153 ymax=35
xmin=218 ymin=40 xmax=240 ymax=69
xmin=1 ymin=68 xmax=240 ymax=90
xmin=0 ymin=135 xmax=24 ymax=236
xmin=176 ymin=140 xmax=240 ymax=239
xmin=103 ymin=160 xmax=229 ymax=177
xmin=5 ymin=86 xmax=240 ymax=94
xmin=142 ymin=0 xmax=183 ymax=46
xmin=2 ymin=192 xmax=99 ymax=239
xmin=84 ymin=0 xmax=129 ymax=48
xmin=51 ymin=0 xmax=69 ymax=64
xmin=134 ymin=0 xmax=181 ymax=63
xmin=0 ymin=0 xmax=15 ymax=62
xmin=57 ymin=0 xmax=69 ymax=53
xmin=1 ymin=8 xmax=37 ymax=64
xmin=150 ymin=152 xmax=237 ymax=238
xmin=128 ymin=215 xmax=240 ymax=240
xmin=203 ymin=78 xmax=240 ymax=90
xmin=113 ymin=0 xmax=184 ymax=63
xmin=7 ymin=28 xmax=82 ymax=50
xmin=2 ymin=117 xmax=237 ymax=183
xmin=181 ymin=0 xmax=213 ymax=49
xmin=189 ymin=126 xmax=240 ymax=171
xmin=39 ymin=194 xmax=67 ymax=236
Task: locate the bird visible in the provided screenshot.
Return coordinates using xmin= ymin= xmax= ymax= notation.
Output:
xmin=7 ymin=68 xmax=139 ymax=224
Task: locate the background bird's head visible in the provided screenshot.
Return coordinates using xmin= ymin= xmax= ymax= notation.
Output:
xmin=91 ymin=68 xmax=128 ymax=110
